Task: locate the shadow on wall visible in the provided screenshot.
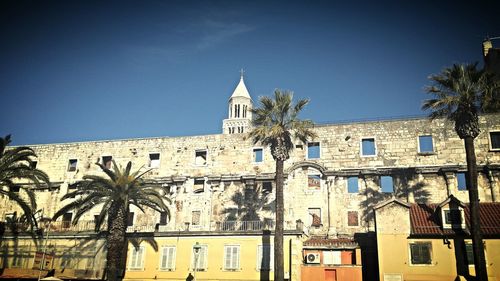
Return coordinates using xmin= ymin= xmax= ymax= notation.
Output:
xmin=221 ymin=184 xmax=275 ymax=229
xmin=360 ymin=168 xmax=431 ymax=225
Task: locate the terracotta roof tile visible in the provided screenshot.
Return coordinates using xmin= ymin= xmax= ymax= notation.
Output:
xmin=410 ymin=202 xmax=500 ymax=236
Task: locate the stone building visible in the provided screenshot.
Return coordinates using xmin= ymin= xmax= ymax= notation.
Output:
xmin=0 ymin=75 xmax=499 ymax=281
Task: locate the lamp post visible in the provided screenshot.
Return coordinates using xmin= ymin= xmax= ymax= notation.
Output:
xmin=193 ymin=242 xmax=201 ymax=281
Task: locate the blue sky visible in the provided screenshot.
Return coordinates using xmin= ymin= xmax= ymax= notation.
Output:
xmin=1 ymin=0 xmax=499 ymax=145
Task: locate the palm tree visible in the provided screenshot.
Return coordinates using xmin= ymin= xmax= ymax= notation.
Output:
xmin=53 ymin=161 xmax=171 ymax=281
xmin=0 ymin=135 xmax=50 ymax=230
xmin=249 ymin=90 xmax=316 ymax=281
xmin=422 ymin=63 xmax=499 ymax=280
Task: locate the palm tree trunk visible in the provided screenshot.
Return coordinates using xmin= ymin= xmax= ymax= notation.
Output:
xmin=464 ymin=136 xmax=488 ymax=280
xmin=274 ymin=159 xmax=284 ymax=281
xmin=106 ymin=202 xmax=128 ymax=281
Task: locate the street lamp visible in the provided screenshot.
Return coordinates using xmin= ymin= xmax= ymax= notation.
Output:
xmin=193 ymin=242 xmax=201 ymax=281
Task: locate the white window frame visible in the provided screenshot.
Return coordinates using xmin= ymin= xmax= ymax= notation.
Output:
xmin=194 ymin=149 xmax=208 ymax=166
xmin=159 ymin=246 xmax=176 ymax=271
xmin=360 ymin=137 xmax=377 ymax=157
xmin=223 ymin=245 xmax=240 ymax=271
xmin=417 ymin=135 xmax=435 ymax=154
xmin=252 ymin=147 xmax=264 ymax=163
xmin=128 ymin=246 xmax=145 ymax=270
xmin=67 ymin=158 xmax=78 ymax=172
xmin=191 ymin=244 xmax=208 ymax=271
xmin=488 ymin=130 xmax=500 ymax=151
xmin=306 ymin=142 xmax=321 ymax=159
xmin=408 ymin=241 xmax=433 ymax=266
xmin=256 ymin=244 xmax=274 ymax=271
xmin=148 ymin=152 xmax=161 ymax=168
xmin=441 ymin=207 xmax=466 ymax=229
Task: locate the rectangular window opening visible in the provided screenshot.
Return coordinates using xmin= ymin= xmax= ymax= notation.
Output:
xmin=257 ymin=245 xmax=273 ymax=270
xmin=253 ymin=148 xmax=263 ymax=163
xmin=195 ymin=150 xmax=207 ymax=166
xmin=419 ymin=135 xmax=434 ymax=153
xmin=361 ymin=138 xmax=376 ymax=156
xmin=102 ymin=156 xmax=112 ymax=169
xmin=160 ymin=246 xmax=176 ymax=270
xmin=457 ymin=172 xmax=467 ymax=191
xmin=262 ymin=182 xmax=272 ymax=194
xmin=193 ymin=179 xmax=205 ymax=193
xmin=129 ymin=246 xmax=145 ymax=270
xmin=149 ymin=153 xmax=160 ymax=168
xmin=307 ymin=142 xmax=320 ymax=159
xmin=68 ymin=159 xmax=78 ymax=172
xmin=347 ymin=177 xmax=359 ymax=193
xmin=191 ymin=211 xmax=201 ymax=226
xmin=192 ymin=245 xmax=208 ymax=271
xmin=347 ymin=211 xmax=359 ymax=227
xmin=380 ymin=176 xmax=394 ymax=193
xmin=444 ymin=209 xmax=462 ymax=225
xmin=10 ymin=185 xmax=20 ymax=193
xmin=30 ymin=161 xmax=38 ymax=169
xmin=159 ymin=212 xmax=168 ymax=225
xmin=465 ymin=243 xmax=474 ymax=265
xmin=223 ymin=245 xmax=240 ymax=271
xmin=308 ymin=208 xmax=321 ymax=227
xmin=490 ymin=131 xmax=500 ymax=150
xmin=410 ymin=243 xmax=432 ymax=265
xmin=308 ymin=174 xmax=321 ymax=191
xmin=127 ymin=212 xmax=135 ymax=227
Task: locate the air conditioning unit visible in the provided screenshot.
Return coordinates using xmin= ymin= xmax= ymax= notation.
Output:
xmin=305 ymin=253 xmax=320 ymax=264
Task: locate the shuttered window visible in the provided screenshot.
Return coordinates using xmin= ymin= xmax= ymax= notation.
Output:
xmin=160 ymin=246 xmax=176 ymax=270
xmin=128 ymin=246 xmax=145 ymax=270
xmin=191 ymin=245 xmax=208 ymax=271
xmin=257 ymin=245 xmax=274 ymax=270
xmin=223 ymin=245 xmax=240 ymax=270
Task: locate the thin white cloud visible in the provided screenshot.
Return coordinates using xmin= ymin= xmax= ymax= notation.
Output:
xmin=196 ymin=20 xmax=255 ymax=50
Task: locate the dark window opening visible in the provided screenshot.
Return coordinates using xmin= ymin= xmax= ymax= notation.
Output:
xmin=444 ymin=209 xmax=462 ymax=225
xmin=262 ymin=182 xmax=272 ymax=194
xmin=410 ymin=243 xmax=432 ymax=265
xmin=68 ymin=159 xmax=78 ymax=172
xmin=127 ymin=212 xmax=134 ymax=227
xmin=490 ymin=131 xmax=500 ymax=150
xmin=102 ymin=156 xmax=112 ymax=169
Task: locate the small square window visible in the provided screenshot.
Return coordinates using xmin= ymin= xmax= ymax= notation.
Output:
xmin=149 ymin=153 xmax=160 ymax=168
xmin=490 ymin=131 xmax=500 ymax=150
xmin=30 ymin=161 xmax=38 ymax=169
xmin=193 ymin=179 xmax=204 ymax=193
xmin=102 ymin=156 xmax=112 ymax=169
xmin=262 ymin=182 xmax=272 ymax=194
xmin=308 ymin=174 xmax=321 ymax=191
xmin=347 ymin=177 xmax=359 ymax=193
xmin=361 ymin=138 xmax=376 ymax=156
xmin=347 ymin=211 xmax=359 ymax=226
xmin=418 ymin=135 xmax=434 ymax=153
xmin=253 ymin=148 xmax=263 ymax=163
xmin=308 ymin=208 xmax=321 ymax=227
xmin=10 ymin=185 xmax=20 ymax=193
xmin=195 ymin=150 xmax=207 ymax=166
xmin=67 ymin=159 xmax=78 ymax=172
xmin=380 ymin=176 xmax=394 ymax=193
xmin=410 ymin=242 xmax=432 ymax=265
xmin=444 ymin=209 xmax=462 ymax=225
xmin=307 ymin=142 xmax=320 ymax=159
xmin=457 ymin=173 xmax=467 ymax=191
xmin=192 ymin=211 xmax=201 ymax=226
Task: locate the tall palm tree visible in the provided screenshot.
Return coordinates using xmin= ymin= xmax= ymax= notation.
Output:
xmin=422 ymin=63 xmax=499 ymax=280
xmin=53 ymin=161 xmax=171 ymax=281
xmin=0 ymin=135 xmax=50 ymax=230
xmin=249 ymin=90 xmax=316 ymax=281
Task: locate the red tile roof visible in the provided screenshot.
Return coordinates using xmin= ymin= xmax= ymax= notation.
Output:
xmin=410 ymin=202 xmax=500 ymax=236
xmin=303 ymin=237 xmax=358 ymax=248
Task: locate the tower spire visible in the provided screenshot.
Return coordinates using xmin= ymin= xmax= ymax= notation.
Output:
xmin=240 ymin=68 xmax=245 ymax=79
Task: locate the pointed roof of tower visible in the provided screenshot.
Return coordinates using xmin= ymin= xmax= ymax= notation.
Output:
xmin=230 ymin=70 xmax=251 ymax=100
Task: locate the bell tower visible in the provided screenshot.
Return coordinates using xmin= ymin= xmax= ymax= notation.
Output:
xmin=222 ymin=70 xmax=253 ymax=134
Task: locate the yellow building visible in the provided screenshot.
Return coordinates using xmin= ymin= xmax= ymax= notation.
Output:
xmin=374 ymin=196 xmax=500 ymax=281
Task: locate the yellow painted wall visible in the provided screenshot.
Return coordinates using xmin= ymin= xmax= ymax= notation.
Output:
xmin=124 ymin=235 xmax=298 ymax=281
xmin=378 ymin=235 xmax=500 ymax=281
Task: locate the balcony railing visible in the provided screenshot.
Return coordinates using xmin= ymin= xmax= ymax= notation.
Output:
xmin=2 ymin=219 xmax=301 ymax=234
